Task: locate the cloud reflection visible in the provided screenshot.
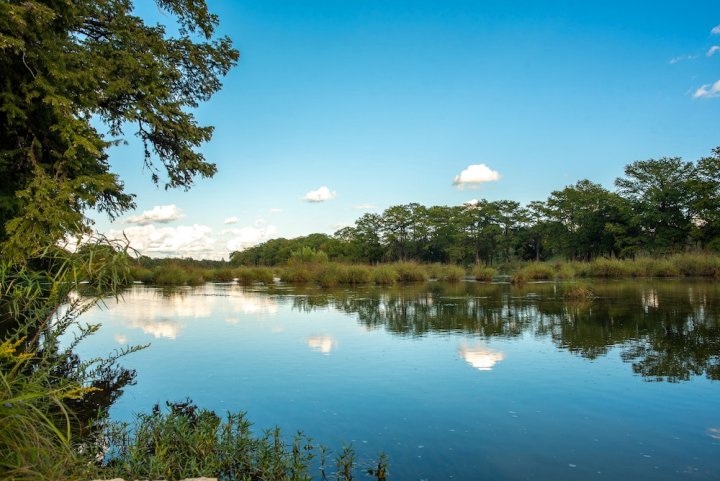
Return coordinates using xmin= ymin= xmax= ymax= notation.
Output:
xmin=308 ymin=336 xmax=337 ymax=355
xmin=125 ymin=318 xmax=182 ymax=339
xmin=458 ymin=344 xmax=505 ymax=371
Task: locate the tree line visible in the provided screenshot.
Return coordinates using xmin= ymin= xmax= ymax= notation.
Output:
xmin=232 ymin=148 xmax=720 ymax=266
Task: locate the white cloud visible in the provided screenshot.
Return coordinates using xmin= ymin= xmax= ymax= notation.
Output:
xmin=693 ymin=80 xmax=720 ymax=99
xmin=126 ymin=204 xmax=184 ymax=225
xmin=712 ymin=25 xmax=720 ymax=35
xmin=463 ymin=199 xmax=480 ymax=207
xmin=353 ymin=203 xmax=376 ymax=210
xmin=108 ymin=224 xmax=217 ymax=258
xmin=269 ymin=208 xmax=282 ymax=213
xmin=453 ymin=164 xmax=501 ymax=189
xmin=303 ymin=186 xmax=336 ymax=202
xmin=669 ymin=54 xmax=697 ymax=64
xmin=708 ymin=46 xmax=720 ymax=57
xmin=254 ymin=218 xmax=266 ymax=226
xmin=224 ymin=216 xmax=239 ymax=225
xmin=226 ymin=225 xmax=278 ymax=252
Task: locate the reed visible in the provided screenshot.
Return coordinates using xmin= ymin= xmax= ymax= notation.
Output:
xmin=373 ymin=265 xmax=400 ymax=285
xmin=391 ymin=262 xmax=429 ymax=283
xmin=471 ymin=265 xmax=497 ymax=282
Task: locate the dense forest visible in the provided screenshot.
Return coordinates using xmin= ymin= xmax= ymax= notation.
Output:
xmin=232 ymin=149 xmax=720 ymax=266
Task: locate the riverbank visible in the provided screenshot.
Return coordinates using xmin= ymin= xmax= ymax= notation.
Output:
xmin=129 ymin=253 xmax=720 ymax=287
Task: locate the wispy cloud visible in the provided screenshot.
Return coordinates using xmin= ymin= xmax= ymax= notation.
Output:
xmin=712 ymin=25 xmax=720 ymax=35
xmin=269 ymin=208 xmax=282 ymax=213
xmin=669 ymin=54 xmax=697 ymax=64
xmin=453 ymin=164 xmax=501 ymax=190
xmin=353 ymin=203 xmax=376 ymax=210
xmin=693 ymin=80 xmax=720 ymax=99
xmin=224 ymin=216 xmax=239 ymax=225
xmin=303 ymin=186 xmax=336 ymax=202
xmin=126 ymin=205 xmax=184 ymax=225
xmin=708 ymin=46 xmax=720 ymax=57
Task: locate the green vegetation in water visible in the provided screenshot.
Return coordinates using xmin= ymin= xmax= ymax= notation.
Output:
xmin=127 ymin=252 xmax=720 ymax=289
xmin=98 ymin=400 xmax=389 ymax=481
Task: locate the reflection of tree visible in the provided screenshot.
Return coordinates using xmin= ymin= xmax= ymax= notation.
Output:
xmin=268 ymin=281 xmax=720 ymax=382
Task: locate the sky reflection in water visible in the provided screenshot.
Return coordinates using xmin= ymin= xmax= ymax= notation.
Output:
xmin=77 ymin=281 xmax=720 ymax=481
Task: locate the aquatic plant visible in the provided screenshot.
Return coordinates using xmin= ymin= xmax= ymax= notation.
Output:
xmin=471 ymin=265 xmax=497 ymax=282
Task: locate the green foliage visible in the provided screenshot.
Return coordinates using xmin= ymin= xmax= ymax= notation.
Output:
xmin=0 ymin=0 xmax=238 ymax=249
xmin=97 ymin=400 xmax=386 ymax=481
xmin=0 ymin=241 xmax=144 ymax=481
xmin=289 ymin=247 xmax=329 ymax=265
xmin=230 ymin=147 xmax=720 ymax=266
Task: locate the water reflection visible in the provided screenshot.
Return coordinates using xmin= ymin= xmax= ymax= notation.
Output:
xmin=458 ymin=344 xmax=505 ymax=371
xmin=307 ymin=336 xmax=338 ymax=355
xmin=267 ymin=281 xmax=720 ymax=382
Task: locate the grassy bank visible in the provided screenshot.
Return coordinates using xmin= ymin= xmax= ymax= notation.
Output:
xmin=128 ymin=253 xmax=720 ymax=288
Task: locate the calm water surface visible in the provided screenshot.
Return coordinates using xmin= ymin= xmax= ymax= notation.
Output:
xmin=76 ymin=280 xmax=720 ymax=480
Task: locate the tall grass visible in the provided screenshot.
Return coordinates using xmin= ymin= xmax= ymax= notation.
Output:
xmin=391 ymin=262 xmax=429 ymax=283
xmin=97 ymin=400 xmax=388 ymax=481
xmin=471 ymin=265 xmax=497 ymax=282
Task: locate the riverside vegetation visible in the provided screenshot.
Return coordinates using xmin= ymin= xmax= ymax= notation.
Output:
xmin=0 ymin=1 xmax=387 ymax=480
xmin=127 ymin=251 xmax=720 ymax=289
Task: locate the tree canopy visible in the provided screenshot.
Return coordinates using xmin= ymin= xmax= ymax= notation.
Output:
xmin=0 ymin=0 xmax=238 ymax=257
xmin=232 ymin=147 xmax=720 ymax=266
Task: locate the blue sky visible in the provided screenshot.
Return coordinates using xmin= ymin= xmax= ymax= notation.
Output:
xmin=97 ymin=0 xmax=720 ymax=259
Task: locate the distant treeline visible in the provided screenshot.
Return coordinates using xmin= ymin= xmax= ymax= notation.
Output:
xmin=231 ymin=148 xmax=720 ymax=266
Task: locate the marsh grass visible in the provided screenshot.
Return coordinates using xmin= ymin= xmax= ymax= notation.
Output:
xmin=471 ymin=265 xmax=497 ymax=282
xmin=97 ymin=400 xmax=388 ymax=481
xmin=372 ymin=266 xmax=399 ymax=285
xmin=235 ymin=266 xmax=275 ymax=285
xmin=391 ymin=262 xmax=429 ymax=283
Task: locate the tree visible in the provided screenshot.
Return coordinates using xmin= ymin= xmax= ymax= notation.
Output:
xmin=0 ymin=0 xmax=239 ymax=256
xmin=615 ymin=157 xmax=694 ymax=254
xmin=690 ymin=147 xmax=720 ymax=250
xmin=545 ymin=180 xmax=627 ymax=260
